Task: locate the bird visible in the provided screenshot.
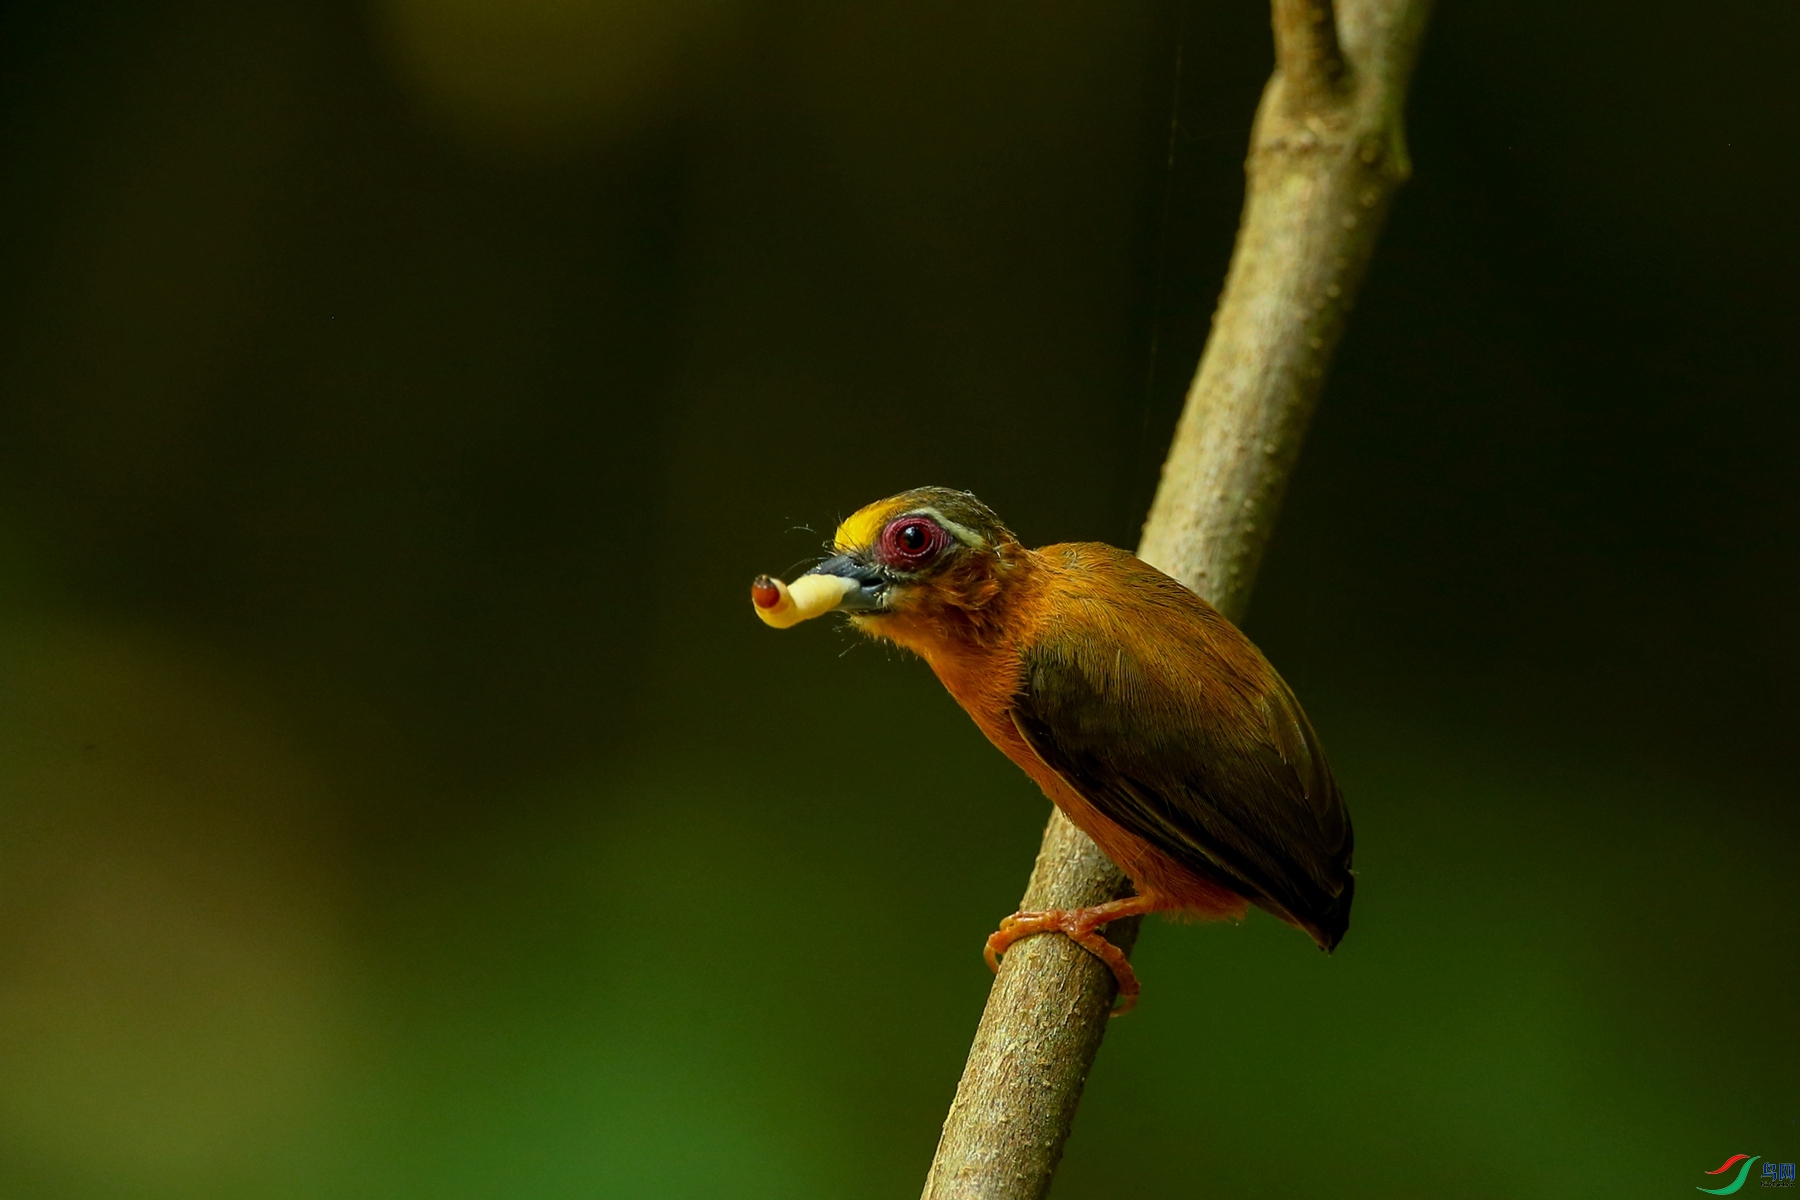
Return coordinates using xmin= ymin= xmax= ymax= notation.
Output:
xmin=750 ymin=486 xmax=1353 ymax=1013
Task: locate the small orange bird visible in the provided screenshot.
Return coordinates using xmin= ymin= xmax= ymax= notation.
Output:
xmin=751 ymin=487 xmax=1353 ymax=1012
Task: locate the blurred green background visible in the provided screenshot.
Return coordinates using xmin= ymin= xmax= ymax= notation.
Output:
xmin=0 ymin=0 xmax=1794 ymax=1197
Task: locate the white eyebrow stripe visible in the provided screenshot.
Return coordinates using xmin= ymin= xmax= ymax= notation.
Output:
xmin=911 ymin=507 xmax=986 ymax=548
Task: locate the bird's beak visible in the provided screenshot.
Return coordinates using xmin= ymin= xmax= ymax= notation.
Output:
xmin=749 ymin=553 xmax=892 ymax=630
xmin=802 ymin=553 xmax=891 ymax=612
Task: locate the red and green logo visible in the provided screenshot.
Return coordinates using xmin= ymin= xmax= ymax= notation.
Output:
xmin=1698 ymin=1155 xmax=1759 ymax=1194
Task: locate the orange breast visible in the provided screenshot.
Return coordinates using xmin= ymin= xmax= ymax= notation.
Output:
xmin=884 ymin=566 xmax=1248 ymax=920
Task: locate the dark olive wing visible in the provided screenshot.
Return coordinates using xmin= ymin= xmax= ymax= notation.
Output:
xmin=1009 ymin=582 xmax=1354 ymax=948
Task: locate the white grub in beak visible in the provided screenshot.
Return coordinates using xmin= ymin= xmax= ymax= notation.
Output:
xmin=750 ymin=572 xmax=857 ymax=629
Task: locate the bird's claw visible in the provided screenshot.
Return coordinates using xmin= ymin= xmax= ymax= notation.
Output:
xmin=982 ymin=907 xmax=1143 ymax=1016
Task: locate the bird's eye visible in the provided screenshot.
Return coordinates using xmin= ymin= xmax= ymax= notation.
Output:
xmin=880 ymin=516 xmax=949 ymax=567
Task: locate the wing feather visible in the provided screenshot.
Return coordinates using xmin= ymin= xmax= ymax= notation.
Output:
xmin=1009 ymin=548 xmax=1354 ymax=948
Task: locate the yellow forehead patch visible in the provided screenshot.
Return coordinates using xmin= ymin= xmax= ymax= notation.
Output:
xmin=833 ymin=498 xmax=907 ymax=552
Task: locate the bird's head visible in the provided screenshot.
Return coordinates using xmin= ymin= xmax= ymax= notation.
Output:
xmin=791 ymin=487 xmax=1024 ymax=639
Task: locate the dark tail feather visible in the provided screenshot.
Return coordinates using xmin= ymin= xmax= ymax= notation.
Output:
xmin=1311 ymin=870 xmax=1354 ymax=952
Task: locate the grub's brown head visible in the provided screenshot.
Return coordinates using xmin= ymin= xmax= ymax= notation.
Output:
xmin=801 ymin=487 xmax=1024 ymax=639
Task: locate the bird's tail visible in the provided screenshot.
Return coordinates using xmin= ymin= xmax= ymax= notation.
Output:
xmin=1310 ymin=871 xmax=1354 ymax=952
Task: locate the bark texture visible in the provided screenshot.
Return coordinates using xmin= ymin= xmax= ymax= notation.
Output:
xmin=919 ymin=1 xmax=1433 ymax=1196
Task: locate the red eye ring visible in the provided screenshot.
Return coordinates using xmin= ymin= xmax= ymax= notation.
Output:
xmin=879 ymin=516 xmax=949 ymax=567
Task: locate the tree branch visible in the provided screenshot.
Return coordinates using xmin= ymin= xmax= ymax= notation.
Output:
xmin=918 ymin=1 xmax=1434 ymax=1196
xmin=1271 ymin=0 xmax=1346 ymax=116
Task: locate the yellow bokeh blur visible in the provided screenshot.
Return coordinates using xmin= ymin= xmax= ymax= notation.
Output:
xmin=0 ymin=619 xmax=347 ymax=1190
xmin=376 ymin=0 xmax=746 ymax=151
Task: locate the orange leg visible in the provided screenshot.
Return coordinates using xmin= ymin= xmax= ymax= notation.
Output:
xmin=983 ymin=893 xmax=1171 ymax=1016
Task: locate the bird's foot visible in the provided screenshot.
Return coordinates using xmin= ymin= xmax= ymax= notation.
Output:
xmin=983 ymin=901 xmax=1150 ymax=1016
